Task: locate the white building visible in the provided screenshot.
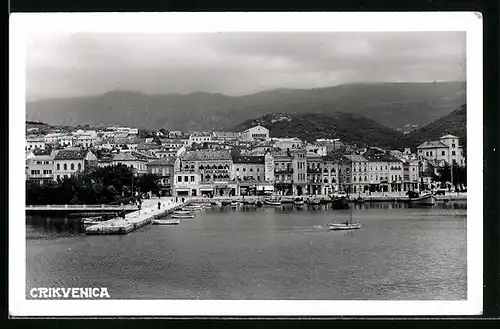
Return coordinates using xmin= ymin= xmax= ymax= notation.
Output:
xmin=53 ymin=150 xmax=98 ymax=181
xmin=272 ymin=137 xmax=303 ymax=151
xmin=240 ymin=125 xmax=270 ymax=142
xmin=188 ymin=133 xmax=212 ymax=148
xmin=26 ymin=150 xmax=56 ymax=184
xmin=417 ymin=134 xmax=465 ymax=167
xmin=112 ymin=152 xmax=148 ymax=175
xmin=26 ymin=136 xmax=46 ymax=151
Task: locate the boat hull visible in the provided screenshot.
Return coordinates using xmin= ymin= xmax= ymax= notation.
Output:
xmin=264 ymin=201 xmax=281 ymax=206
xmin=331 ymin=197 xmax=350 ymax=209
xmin=409 ymin=194 xmax=436 ymax=206
xmin=171 ymin=214 xmax=195 ymax=219
xmin=329 ymin=223 xmax=361 ymax=230
xmin=152 ymin=219 xmax=180 ymax=225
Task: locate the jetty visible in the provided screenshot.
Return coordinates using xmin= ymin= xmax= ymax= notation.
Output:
xmin=85 ymin=198 xmax=187 ymax=235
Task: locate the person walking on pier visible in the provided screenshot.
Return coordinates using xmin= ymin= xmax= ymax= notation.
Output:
xmin=158 ymin=201 xmax=161 ymax=210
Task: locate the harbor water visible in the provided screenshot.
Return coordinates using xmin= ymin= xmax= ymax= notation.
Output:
xmin=26 ymin=201 xmax=467 ymax=300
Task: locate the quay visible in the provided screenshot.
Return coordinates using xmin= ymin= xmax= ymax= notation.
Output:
xmin=85 ymin=198 xmax=186 ymax=235
xmin=26 ymin=204 xmax=138 ymax=214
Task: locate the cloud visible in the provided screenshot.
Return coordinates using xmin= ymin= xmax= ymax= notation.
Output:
xmin=25 ymin=32 xmax=465 ymax=101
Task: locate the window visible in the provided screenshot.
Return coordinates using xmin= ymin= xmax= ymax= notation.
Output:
xmin=31 ymin=170 xmax=35 ymax=175
xmin=442 ymin=151 xmax=445 ymax=156
xmin=452 ymin=143 xmax=456 ymax=148
xmin=57 ymin=175 xmax=60 ymax=180
xmin=184 ymin=176 xmax=188 ymax=182
xmin=452 ymin=151 xmax=456 ymax=156
xmin=429 ymin=152 xmax=432 ymax=156
xmin=63 ymin=163 xmax=67 ymax=170
xmin=70 ymin=163 xmax=74 ymax=170
xmin=250 ymin=168 xmax=253 ymax=172
xmin=190 ymin=176 xmax=195 ymax=182
xmin=177 ymin=176 xmax=182 ymax=182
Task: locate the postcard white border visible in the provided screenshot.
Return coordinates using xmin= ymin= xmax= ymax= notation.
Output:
xmin=9 ymin=12 xmax=482 ymax=316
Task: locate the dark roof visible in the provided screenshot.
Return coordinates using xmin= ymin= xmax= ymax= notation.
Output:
xmin=362 ymin=148 xmax=402 ymax=163
xmin=322 ymin=151 xmax=351 ymax=164
xmin=147 ymin=157 xmax=176 ymax=166
xmin=54 ymin=150 xmax=88 ymax=160
xmin=31 ymin=148 xmax=52 ymax=156
xmin=232 ymin=155 xmax=265 ymax=164
xmin=181 ymin=149 xmax=232 ymax=161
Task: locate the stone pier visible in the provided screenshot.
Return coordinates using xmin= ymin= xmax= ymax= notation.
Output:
xmin=85 ymin=198 xmax=186 ymax=235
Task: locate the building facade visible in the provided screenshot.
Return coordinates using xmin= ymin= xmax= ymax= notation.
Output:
xmin=53 ymin=150 xmax=97 ymax=181
xmin=240 ymin=125 xmax=270 ymax=142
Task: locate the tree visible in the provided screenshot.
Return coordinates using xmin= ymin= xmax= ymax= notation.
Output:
xmin=137 ymin=173 xmax=160 ymax=193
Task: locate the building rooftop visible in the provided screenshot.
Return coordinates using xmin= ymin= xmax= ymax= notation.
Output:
xmin=362 ymin=148 xmax=402 ymax=163
xmin=417 ymin=141 xmax=449 ymax=149
xmin=344 ymin=154 xmax=368 ymax=162
xmin=232 ymin=155 xmax=265 ymax=164
xmin=113 ymin=153 xmax=138 ymax=161
xmin=181 ymin=149 xmax=232 ymax=161
xmin=440 ymin=134 xmax=459 ymax=139
xmin=54 ymin=150 xmax=89 ymax=160
xmin=147 ymin=157 xmax=176 ymax=166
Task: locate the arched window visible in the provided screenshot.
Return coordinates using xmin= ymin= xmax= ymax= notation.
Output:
xmin=57 ymin=163 xmax=60 ymax=170
xmin=353 ymin=176 xmax=357 ymax=182
xmin=70 ymin=163 xmax=74 ymax=170
xmin=63 ymin=163 xmax=67 ymax=170
xmin=218 ymin=165 xmax=223 ymax=169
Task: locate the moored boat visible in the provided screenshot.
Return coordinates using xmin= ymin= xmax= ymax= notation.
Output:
xmin=82 ymin=216 xmax=104 ymax=226
xmin=171 ymin=210 xmax=196 ymax=219
xmin=152 ymin=218 xmax=180 ymax=225
xmin=211 ymin=201 xmax=222 ymax=206
xmin=331 ymin=197 xmax=350 ymax=209
xmin=255 ymin=200 xmax=264 ymax=207
xmin=293 ymin=197 xmax=305 ymax=206
xmin=182 ymin=204 xmax=204 ymax=211
xmin=230 ymin=201 xmax=241 ymax=207
xmin=308 ymin=198 xmax=321 ymax=205
xmin=408 ymin=194 xmax=437 ymax=206
xmin=264 ymin=196 xmax=282 ymax=206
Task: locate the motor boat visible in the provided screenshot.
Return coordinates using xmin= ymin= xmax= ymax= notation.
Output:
xmin=211 ymin=201 xmax=222 ymax=206
xmin=230 ymin=201 xmax=241 ymax=208
xmin=308 ymin=198 xmax=321 ymax=205
xmin=407 ymin=190 xmax=437 ymax=206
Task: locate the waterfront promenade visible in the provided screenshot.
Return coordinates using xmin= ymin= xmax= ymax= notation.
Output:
xmin=85 ymin=197 xmax=186 ymax=235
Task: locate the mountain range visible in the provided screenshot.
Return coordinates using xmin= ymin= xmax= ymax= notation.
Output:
xmin=26 ymin=81 xmax=466 ymax=132
xmin=233 ymin=103 xmax=466 ymax=149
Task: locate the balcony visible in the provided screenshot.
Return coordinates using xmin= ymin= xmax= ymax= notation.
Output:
xmin=307 ymin=168 xmax=322 ymax=173
xmin=275 ymin=168 xmax=293 ymax=173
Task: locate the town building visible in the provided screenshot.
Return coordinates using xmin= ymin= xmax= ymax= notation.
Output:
xmin=112 ymin=152 xmax=148 ymax=175
xmin=321 ymin=152 xmax=344 ymax=195
xmin=271 ymin=150 xmax=294 ymax=195
xmin=306 ymin=143 xmax=327 ymax=156
xmin=26 ymin=149 xmax=56 ymax=184
xmin=212 ymin=131 xmax=241 ymax=143
xmin=306 ymin=152 xmax=323 ymax=195
xmin=240 ymin=125 xmax=270 ymax=142
xmin=273 ymin=137 xmax=303 ymax=151
xmin=175 ymin=149 xmax=234 ymax=197
xmin=168 ymin=131 xmax=182 ymax=138
xmin=362 ymin=148 xmax=404 ymax=193
xmin=58 ymin=135 xmax=74 ymax=148
xmin=147 ymin=157 xmax=175 ymax=196
xmin=53 ymin=149 xmax=98 ymax=181
xmin=344 ymin=154 xmax=369 ymax=194
xmin=402 ymin=160 xmax=420 ymax=191
xmin=188 ymin=133 xmax=212 ymax=148
xmin=26 ymin=136 xmax=46 ymax=151
xmin=417 ymin=134 xmax=465 ymax=167
xmin=231 ymin=155 xmax=270 ymax=196
xmin=71 ymin=130 xmax=98 ymax=148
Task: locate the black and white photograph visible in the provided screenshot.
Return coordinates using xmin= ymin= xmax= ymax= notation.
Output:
xmin=9 ymin=12 xmax=482 ymax=316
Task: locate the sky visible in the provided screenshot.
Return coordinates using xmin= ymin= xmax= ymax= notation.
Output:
xmin=26 ymin=32 xmax=466 ymax=101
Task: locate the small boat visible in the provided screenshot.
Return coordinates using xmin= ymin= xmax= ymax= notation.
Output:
xmin=211 ymin=201 xmax=222 ymax=206
xmin=329 ymin=206 xmax=361 ymax=231
xmin=152 ymin=218 xmax=180 ymax=225
xmin=353 ymin=196 xmax=365 ymax=204
xmin=171 ymin=210 xmax=196 ymax=219
xmin=409 ymin=194 xmax=437 ymax=206
xmin=82 ymin=216 xmax=103 ymax=226
xmin=331 ymin=197 xmax=350 ymax=210
xmin=231 ymin=201 xmax=241 ymax=208
xmin=264 ymin=197 xmax=281 ymax=206
xmin=329 ymin=223 xmax=362 ymax=230
xmin=308 ymin=197 xmax=321 ymax=205
xmin=255 ymin=200 xmax=263 ymax=207
xmin=181 ymin=204 xmax=204 ymax=211
xmin=293 ymin=197 xmax=305 ymax=206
